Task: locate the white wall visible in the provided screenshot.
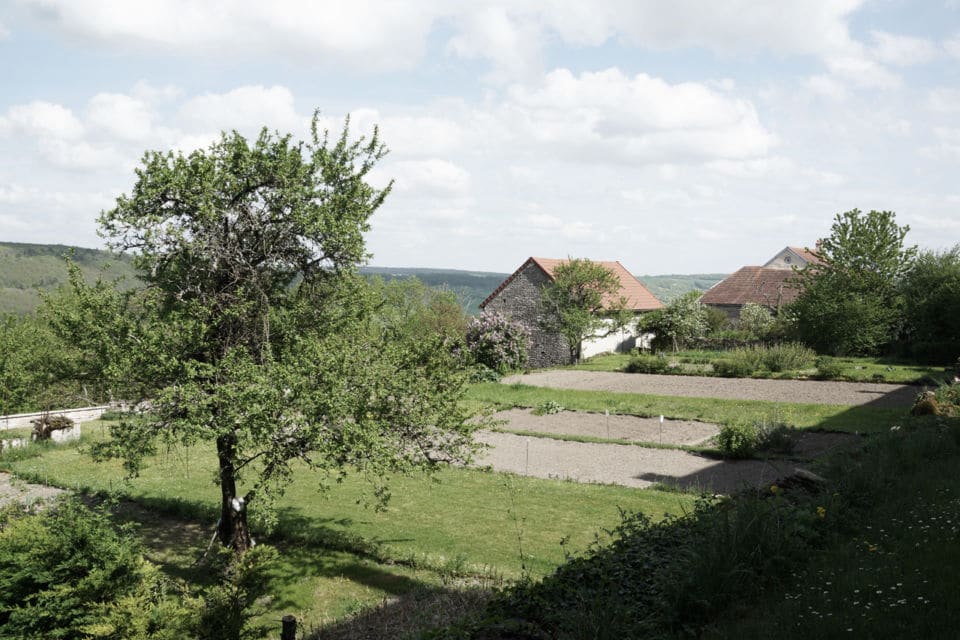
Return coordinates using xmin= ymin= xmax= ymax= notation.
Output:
xmin=581 ymin=319 xmax=649 ymax=359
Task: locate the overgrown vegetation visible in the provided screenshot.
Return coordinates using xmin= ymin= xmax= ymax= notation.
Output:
xmin=464 ymin=310 xmax=530 ymax=374
xmin=432 ymin=416 xmax=960 ymax=638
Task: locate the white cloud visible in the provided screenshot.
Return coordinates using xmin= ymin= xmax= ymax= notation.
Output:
xmin=498 ymin=68 xmax=775 ymax=164
xmin=944 ymin=33 xmax=960 ymax=59
xmin=24 ymin=0 xmax=872 ymax=82
xmin=86 ymin=93 xmax=155 ymax=142
xmin=927 ymin=87 xmax=960 ymax=113
xmin=869 ymin=30 xmax=937 ymax=66
xmin=389 ymin=159 xmax=471 ymax=195
xmin=178 ymin=85 xmax=304 ymax=135
xmin=1 ymin=101 xmax=84 ymax=140
xmin=24 ymin=0 xmax=436 ymax=71
xmin=805 ymin=75 xmax=850 ymax=100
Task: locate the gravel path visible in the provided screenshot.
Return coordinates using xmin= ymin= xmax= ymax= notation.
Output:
xmin=492 ymin=408 xmax=717 ymax=446
xmin=475 ymin=432 xmax=799 ymax=494
xmin=502 ymin=370 xmax=917 ymax=408
xmin=0 ymin=472 xmax=64 ymax=508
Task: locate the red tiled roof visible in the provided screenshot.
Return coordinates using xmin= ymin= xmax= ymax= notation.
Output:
xmin=480 ymin=257 xmax=663 ymax=311
xmin=700 ymin=266 xmax=802 ymax=308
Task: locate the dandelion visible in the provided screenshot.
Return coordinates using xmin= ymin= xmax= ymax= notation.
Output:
xmin=816 ymin=506 xmax=826 ymax=519
xmin=770 ymin=484 xmax=782 ymax=494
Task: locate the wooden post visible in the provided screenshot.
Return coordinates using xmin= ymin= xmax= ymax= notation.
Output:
xmin=281 ymin=615 xmax=297 ymax=640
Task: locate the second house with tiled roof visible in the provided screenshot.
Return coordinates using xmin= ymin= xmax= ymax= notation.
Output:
xmin=700 ymin=246 xmax=819 ymax=320
xmin=481 ymin=257 xmax=663 ymax=368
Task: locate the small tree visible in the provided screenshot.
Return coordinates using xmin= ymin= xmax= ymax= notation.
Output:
xmin=790 ymin=209 xmax=916 ymax=355
xmin=50 ymin=114 xmax=479 ymax=557
xmin=639 ymin=291 xmax=706 ymax=352
xmin=465 ymin=310 xmax=530 ymax=373
xmin=738 ymin=303 xmax=775 ymax=339
xmin=539 ymin=258 xmax=629 ymax=363
xmin=899 ymin=245 xmax=960 ymax=362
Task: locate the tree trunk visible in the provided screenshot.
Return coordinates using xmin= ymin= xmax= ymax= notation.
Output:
xmin=216 ymin=434 xmax=253 ymax=553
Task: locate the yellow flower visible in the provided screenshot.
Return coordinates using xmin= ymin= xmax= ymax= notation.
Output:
xmin=770 ymin=485 xmax=781 ymax=494
xmin=816 ymin=506 xmax=826 ymax=519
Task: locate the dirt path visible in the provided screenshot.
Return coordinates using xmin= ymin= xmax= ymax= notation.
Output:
xmin=502 ymin=370 xmax=918 ymax=408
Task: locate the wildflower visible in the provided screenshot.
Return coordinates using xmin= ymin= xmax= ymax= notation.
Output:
xmin=770 ymin=484 xmax=781 ymax=494
xmin=816 ymin=506 xmax=826 ymax=519
xmin=890 ymin=425 xmax=901 ymax=431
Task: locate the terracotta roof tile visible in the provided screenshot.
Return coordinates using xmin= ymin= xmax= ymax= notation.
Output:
xmin=788 ymin=246 xmax=822 ymax=265
xmin=700 ymin=266 xmax=802 ymax=308
xmin=480 ymin=257 xmax=663 ymax=311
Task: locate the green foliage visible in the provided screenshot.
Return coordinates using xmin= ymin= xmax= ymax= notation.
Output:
xmin=369 ymin=276 xmax=467 ymax=342
xmin=813 ymin=356 xmax=844 ymax=380
xmin=464 ymin=311 xmax=530 ymax=374
xmin=702 ymin=305 xmax=731 ymax=335
xmin=191 ymin=545 xmax=278 ymax=640
xmin=532 ymin=400 xmax=565 ymax=415
xmin=712 ymin=358 xmax=754 ymax=378
xmin=624 ymin=353 xmax=670 ymax=374
xmin=790 ymin=209 xmax=916 ymax=355
xmin=898 ymin=245 xmax=960 ymax=364
xmin=539 ymin=258 xmax=630 ymax=363
xmin=638 ymin=290 xmax=707 ymax=352
xmin=716 ymin=422 xmax=759 ymax=457
xmin=51 ymin=113 xmax=479 ymax=554
xmin=0 ymin=313 xmax=85 ymax=415
xmin=361 ymin=266 xmax=508 ymax=314
xmin=757 ymin=342 xmax=816 ymax=372
xmin=738 ymin=302 xmax=775 ymax=338
xmin=0 ymin=498 xmax=191 ymax=639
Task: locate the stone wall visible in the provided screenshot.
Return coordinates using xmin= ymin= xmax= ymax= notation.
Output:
xmin=0 ymin=406 xmax=109 ymax=431
xmin=483 ymin=263 xmax=571 ymax=368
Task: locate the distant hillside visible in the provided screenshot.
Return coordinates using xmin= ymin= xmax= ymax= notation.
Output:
xmin=637 ymin=273 xmax=727 ymax=302
xmin=0 ymin=242 xmax=137 ymax=314
xmin=0 ymin=242 xmax=726 ymax=315
xmin=361 ymin=266 xmax=508 ymax=312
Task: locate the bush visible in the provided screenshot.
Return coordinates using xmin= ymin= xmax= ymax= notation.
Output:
xmin=738 ymin=303 xmax=775 ymax=338
xmin=532 ymin=400 xmax=565 ymax=415
xmin=716 ymin=423 xmax=759 ymax=458
xmin=464 ymin=311 xmax=530 ymax=374
xmin=0 ymin=498 xmax=192 ymax=639
xmin=712 ymin=358 xmax=754 ymax=378
xmin=760 ymin=342 xmax=816 ymax=372
xmin=813 ymin=356 xmax=844 ymax=380
xmin=625 ymin=354 xmax=670 ymax=374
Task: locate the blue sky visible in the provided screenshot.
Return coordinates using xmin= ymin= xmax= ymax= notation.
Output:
xmin=1 ymin=1 xmax=958 ymax=274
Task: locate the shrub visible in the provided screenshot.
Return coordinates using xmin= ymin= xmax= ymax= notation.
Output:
xmin=760 ymin=342 xmax=816 ymax=372
xmin=464 ymin=311 xmax=530 ymax=374
xmin=0 ymin=498 xmax=192 ymax=639
xmin=716 ymin=423 xmax=759 ymax=458
xmin=738 ymin=303 xmax=775 ymax=338
xmin=625 ymin=354 xmax=670 ymax=374
xmin=532 ymin=400 xmax=565 ymax=415
xmin=813 ymin=356 xmax=844 ymax=380
xmin=469 ymin=364 xmax=502 ymax=383
xmin=712 ymin=358 xmax=754 ymax=378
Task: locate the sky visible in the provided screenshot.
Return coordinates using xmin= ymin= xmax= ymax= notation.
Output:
xmin=0 ymin=1 xmax=959 ymax=274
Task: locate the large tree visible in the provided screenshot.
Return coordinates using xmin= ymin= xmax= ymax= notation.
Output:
xmin=789 ymin=209 xmax=916 ymax=355
xmin=899 ymin=245 xmax=960 ymax=362
xmin=50 ymin=116 xmax=477 ymax=553
xmin=539 ymin=258 xmax=629 ymax=363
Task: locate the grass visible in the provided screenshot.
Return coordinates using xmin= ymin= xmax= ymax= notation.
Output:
xmin=704 ymin=427 xmax=960 ymax=639
xmin=574 ymin=352 xmax=947 ymax=384
xmin=469 ymin=383 xmax=913 ymax=434
xmin=0 ymin=420 xmax=695 ymax=631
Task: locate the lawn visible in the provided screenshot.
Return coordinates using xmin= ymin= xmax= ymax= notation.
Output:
xmin=468 ymin=383 xmax=913 ymax=434
xmin=573 ymin=352 xmax=948 ymax=384
xmin=1 ymin=421 xmax=694 ymax=631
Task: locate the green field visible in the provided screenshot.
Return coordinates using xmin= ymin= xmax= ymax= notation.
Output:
xmin=0 ymin=420 xmax=693 ymax=631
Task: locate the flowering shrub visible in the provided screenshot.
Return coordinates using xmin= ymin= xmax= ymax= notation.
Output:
xmin=465 ymin=311 xmax=530 ymax=374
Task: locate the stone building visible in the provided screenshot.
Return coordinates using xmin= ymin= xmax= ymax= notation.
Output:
xmin=480 ymin=257 xmax=663 ymax=368
xmin=701 ymin=246 xmax=819 ymax=320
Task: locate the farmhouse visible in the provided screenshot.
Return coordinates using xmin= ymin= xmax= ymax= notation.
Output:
xmin=481 ymin=257 xmax=663 ymax=368
xmin=701 ymin=246 xmax=819 ymax=320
